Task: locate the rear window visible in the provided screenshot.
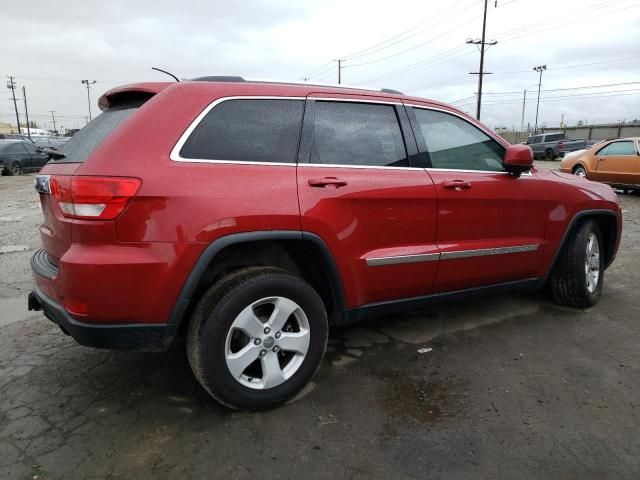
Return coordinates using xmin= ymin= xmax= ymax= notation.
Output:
xmin=179 ymin=99 xmax=304 ymax=163
xmin=53 ymin=99 xmax=146 ymax=163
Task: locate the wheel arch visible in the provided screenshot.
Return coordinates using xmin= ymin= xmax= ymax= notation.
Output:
xmin=547 ymin=209 xmax=619 ymax=277
xmin=168 ymin=231 xmax=346 ymax=332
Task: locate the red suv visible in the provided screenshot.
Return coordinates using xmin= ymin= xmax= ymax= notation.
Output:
xmin=29 ymin=78 xmax=622 ymax=409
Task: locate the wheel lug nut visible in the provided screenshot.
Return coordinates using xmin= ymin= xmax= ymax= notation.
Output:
xmin=264 ymin=327 xmax=271 ymax=335
xmin=275 ymin=332 xmax=281 ymax=339
xmin=273 ymin=346 xmax=280 ymax=353
xmin=260 ymin=350 xmax=267 ymax=357
xmin=254 ymin=338 xmax=261 ymax=345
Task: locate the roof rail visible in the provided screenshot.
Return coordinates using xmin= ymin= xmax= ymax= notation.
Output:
xmin=187 ymin=76 xmax=404 ymax=95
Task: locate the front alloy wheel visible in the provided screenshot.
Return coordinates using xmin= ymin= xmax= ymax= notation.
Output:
xmin=574 ymin=166 xmax=587 ymax=178
xmin=549 ymin=220 xmax=604 ymax=308
xmin=10 ymin=162 xmax=22 ymax=176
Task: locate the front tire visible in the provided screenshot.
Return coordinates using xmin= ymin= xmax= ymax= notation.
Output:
xmin=187 ymin=267 xmax=328 ymax=410
xmin=573 ymin=165 xmax=587 ymax=178
xmin=9 ymin=162 xmax=22 ymax=176
xmin=549 ymin=220 xmax=604 ymax=308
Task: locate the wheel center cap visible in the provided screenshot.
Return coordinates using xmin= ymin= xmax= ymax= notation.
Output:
xmin=263 ymin=336 xmax=275 ymax=348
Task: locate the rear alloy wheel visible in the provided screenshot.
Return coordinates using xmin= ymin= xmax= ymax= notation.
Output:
xmin=549 ymin=220 xmax=604 ymax=308
xmin=9 ymin=162 xmax=22 ymax=176
xmin=545 ymin=148 xmax=556 ymax=161
xmin=573 ymin=166 xmax=587 ymax=178
xmin=187 ymin=267 xmax=328 ymax=410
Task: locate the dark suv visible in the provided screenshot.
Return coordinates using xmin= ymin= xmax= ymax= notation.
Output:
xmin=29 ymin=78 xmax=622 ymax=409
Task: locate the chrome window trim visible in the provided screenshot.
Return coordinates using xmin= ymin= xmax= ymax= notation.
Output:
xmin=169 ymin=96 xmax=306 ymax=164
xmin=300 ymin=163 xmax=422 ymax=171
xmin=366 ymin=243 xmax=540 ymax=267
xmin=366 ymin=253 xmax=440 ymax=267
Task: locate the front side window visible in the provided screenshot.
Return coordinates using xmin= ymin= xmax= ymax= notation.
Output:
xmin=528 ymin=135 xmax=542 ymax=144
xmin=309 ymin=101 xmax=408 ymax=167
xmin=413 ymin=108 xmax=505 ymax=171
xmin=180 ymin=99 xmax=304 ymax=163
xmin=601 ymin=141 xmax=636 ymax=156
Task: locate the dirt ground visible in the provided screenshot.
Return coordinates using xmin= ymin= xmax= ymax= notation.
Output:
xmin=1 ymin=162 xmax=639 ymax=479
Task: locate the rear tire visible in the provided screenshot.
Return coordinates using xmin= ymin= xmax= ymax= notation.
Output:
xmin=187 ymin=267 xmax=328 ymax=410
xmin=549 ymin=220 xmax=604 ymax=308
xmin=545 ymin=148 xmax=556 ymax=161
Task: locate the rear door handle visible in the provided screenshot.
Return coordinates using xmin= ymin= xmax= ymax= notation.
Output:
xmin=308 ymin=177 xmax=348 ymax=188
xmin=442 ymin=180 xmax=472 ymax=190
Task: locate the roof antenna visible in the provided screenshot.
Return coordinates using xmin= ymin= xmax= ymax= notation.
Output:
xmin=151 ymin=67 xmax=180 ymax=82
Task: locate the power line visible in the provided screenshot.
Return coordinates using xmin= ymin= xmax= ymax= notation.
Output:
xmin=343 ymin=0 xmax=482 ymax=61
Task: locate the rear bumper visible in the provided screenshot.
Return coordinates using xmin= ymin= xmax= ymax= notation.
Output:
xmin=29 ymin=286 xmax=176 ymax=351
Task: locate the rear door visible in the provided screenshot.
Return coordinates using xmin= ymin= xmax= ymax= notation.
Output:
xmin=407 ymin=105 xmax=550 ymax=292
xmin=297 ymin=95 xmax=439 ymax=307
xmin=592 ymin=140 xmax=639 ymax=185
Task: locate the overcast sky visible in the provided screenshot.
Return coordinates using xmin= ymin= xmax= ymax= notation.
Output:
xmin=1 ymin=0 xmax=639 ymax=131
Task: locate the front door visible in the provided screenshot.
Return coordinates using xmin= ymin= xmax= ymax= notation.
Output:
xmin=407 ymin=105 xmax=551 ymax=292
xmin=297 ymin=96 xmax=439 ymax=307
xmin=592 ymin=140 xmax=640 ymax=185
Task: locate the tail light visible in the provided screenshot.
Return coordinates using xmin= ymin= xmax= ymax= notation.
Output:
xmin=50 ymin=176 xmax=141 ymax=220
xmin=558 ymin=142 xmax=564 ymax=150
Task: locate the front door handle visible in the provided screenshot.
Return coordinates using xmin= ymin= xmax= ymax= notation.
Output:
xmin=308 ymin=177 xmax=348 ymax=188
xmin=442 ymin=180 xmax=472 ymax=190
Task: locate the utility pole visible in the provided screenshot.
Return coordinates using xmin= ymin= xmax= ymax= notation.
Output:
xmin=533 ymin=65 xmax=546 ymax=134
xmin=520 ymin=89 xmax=527 ymax=133
xmin=467 ymin=0 xmax=497 ymax=120
xmin=81 ymin=79 xmax=97 ymax=121
xmin=50 ymin=111 xmax=57 ymax=134
xmin=6 ymin=76 xmax=21 ymax=134
xmin=22 ymin=86 xmax=31 ymax=139
xmin=337 ymin=59 xmax=342 ymax=84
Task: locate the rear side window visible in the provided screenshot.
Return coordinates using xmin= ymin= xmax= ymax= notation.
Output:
xmin=309 ymin=101 xmax=407 ymax=167
xmin=55 ymin=100 xmax=145 ymax=163
xmin=413 ymin=108 xmax=505 ymax=172
xmin=179 ymin=99 xmax=304 ymax=163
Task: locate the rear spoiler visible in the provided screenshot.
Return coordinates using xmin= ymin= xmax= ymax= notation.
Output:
xmin=98 ymin=83 xmax=171 ymax=111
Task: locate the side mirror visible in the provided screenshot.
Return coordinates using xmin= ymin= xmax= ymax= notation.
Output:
xmin=503 ymin=144 xmax=533 ymax=174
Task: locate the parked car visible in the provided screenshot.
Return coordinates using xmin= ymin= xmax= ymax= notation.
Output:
xmin=28 ymin=78 xmax=622 ymax=410
xmin=0 ymin=133 xmax=32 ymax=141
xmin=0 ymin=139 xmax=51 ymax=175
xmin=34 ymin=137 xmax=69 ymax=151
xmin=524 ymin=132 xmax=587 ymax=160
xmin=560 ymin=137 xmax=640 ymax=191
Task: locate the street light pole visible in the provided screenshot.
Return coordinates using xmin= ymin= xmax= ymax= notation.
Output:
xmin=533 ymin=65 xmax=546 ymax=134
xmin=81 ymin=80 xmax=97 ymax=122
xmin=520 ymin=89 xmax=527 ymax=133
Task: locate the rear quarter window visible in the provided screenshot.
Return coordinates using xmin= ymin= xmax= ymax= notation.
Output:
xmin=178 ymin=99 xmax=304 ymax=164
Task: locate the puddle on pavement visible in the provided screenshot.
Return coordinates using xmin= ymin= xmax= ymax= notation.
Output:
xmin=382 ymin=377 xmax=457 ymax=423
xmin=0 ymin=297 xmax=32 ymax=327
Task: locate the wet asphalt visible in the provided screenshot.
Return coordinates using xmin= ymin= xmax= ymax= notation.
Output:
xmin=0 ymin=163 xmax=639 ymax=479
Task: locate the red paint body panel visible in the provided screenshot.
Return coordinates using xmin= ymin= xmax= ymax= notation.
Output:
xmin=426 ymin=169 xmax=552 ymax=291
xmin=32 ymin=81 xmax=622 ymax=332
xmin=298 ymin=166 xmax=438 ymax=307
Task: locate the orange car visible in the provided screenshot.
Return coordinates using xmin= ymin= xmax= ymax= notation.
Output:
xmin=560 ymin=137 xmax=640 ymax=190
